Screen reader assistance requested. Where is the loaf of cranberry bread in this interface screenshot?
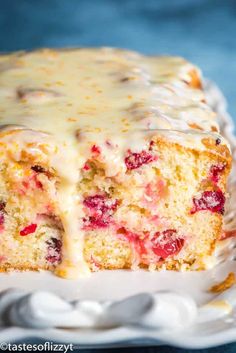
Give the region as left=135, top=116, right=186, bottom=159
left=0, top=48, right=231, bottom=278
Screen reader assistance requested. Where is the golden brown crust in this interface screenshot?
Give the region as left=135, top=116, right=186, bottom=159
left=209, top=273, right=236, bottom=293
left=0, top=264, right=51, bottom=272
left=152, top=135, right=232, bottom=172
left=188, top=69, right=202, bottom=89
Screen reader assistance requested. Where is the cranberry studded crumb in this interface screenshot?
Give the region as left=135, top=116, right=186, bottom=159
left=191, top=164, right=226, bottom=214
left=83, top=216, right=110, bottom=229
left=20, top=223, right=37, bottom=236
left=191, top=190, right=225, bottom=214
left=46, top=237, right=62, bottom=264
left=151, top=229, right=184, bottom=259
left=84, top=194, right=118, bottom=212
left=125, top=149, right=157, bottom=170
left=117, top=227, right=147, bottom=256
left=209, top=164, right=226, bottom=183
left=83, top=194, right=118, bottom=229
left=20, top=172, right=43, bottom=193
left=118, top=227, right=184, bottom=260
left=32, top=173, right=43, bottom=189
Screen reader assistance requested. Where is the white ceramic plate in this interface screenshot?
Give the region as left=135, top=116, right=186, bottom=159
left=0, top=81, right=236, bottom=350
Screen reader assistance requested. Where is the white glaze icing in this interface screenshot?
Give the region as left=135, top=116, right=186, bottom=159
left=0, top=48, right=229, bottom=278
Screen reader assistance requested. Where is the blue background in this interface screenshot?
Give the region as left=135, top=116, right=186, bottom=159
left=1, top=0, right=236, bottom=352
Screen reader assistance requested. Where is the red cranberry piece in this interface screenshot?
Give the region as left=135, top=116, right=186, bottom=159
left=0, top=202, right=6, bottom=232
left=117, top=227, right=146, bottom=255
left=0, top=213, right=4, bottom=226
left=209, top=164, right=225, bottom=183
left=91, top=145, right=101, bottom=154
left=0, top=212, right=4, bottom=226
left=21, top=173, right=43, bottom=191
left=46, top=237, right=62, bottom=263
left=149, top=140, right=155, bottom=150
left=125, top=149, right=157, bottom=170
left=33, top=175, right=43, bottom=189
left=83, top=162, right=90, bottom=171
left=83, top=216, right=110, bottom=229
left=84, top=195, right=118, bottom=213
left=0, top=213, right=4, bottom=232
left=90, top=255, right=101, bottom=269
left=20, top=223, right=37, bottom=236
left=151, top=229, right=184, bottom=259
left=0, top=202, right=6, bottom=211
left=117, top=227, right=139, bottom=242
left=83, top=195, right=118, bottom=229
left=31, top=165, right=45, bottom=173
left=191, top=190, right=225, bottom=214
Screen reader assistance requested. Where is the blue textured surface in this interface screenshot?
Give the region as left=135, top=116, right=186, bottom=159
left=1, top=0, right=236, bottom=352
